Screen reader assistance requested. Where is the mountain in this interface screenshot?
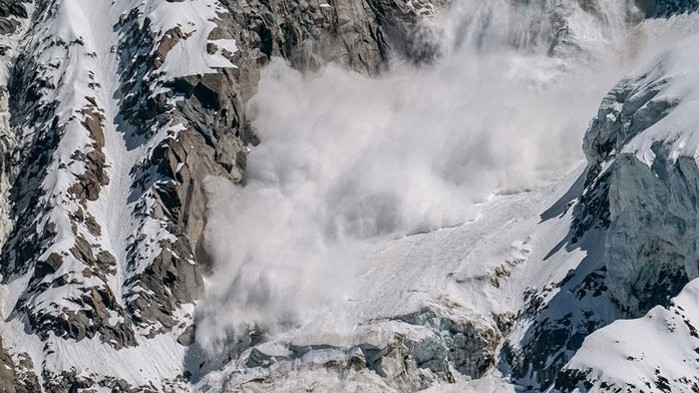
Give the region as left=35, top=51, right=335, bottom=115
left=0, top=0, right=698, bottom=392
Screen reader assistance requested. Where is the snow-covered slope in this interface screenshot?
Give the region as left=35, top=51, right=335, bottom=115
left=556, top=278, right=699, bottom=392
left=195, top=163, right=591, bottom=392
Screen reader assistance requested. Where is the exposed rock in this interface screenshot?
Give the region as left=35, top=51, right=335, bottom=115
left=1, top=0, right=696, bottom=391
left=636, top=0, right=698, bottom=17
left=13, top=353, right=40, bottom=393
left=205, top=298, right=502, bottom=392
left=0, top=337, right=16, bottom=393
left=0, top=0, right=28, bottom=36
left=582, top=45, right=699, bottom=315
left=395, top=302, right=501, bottom=379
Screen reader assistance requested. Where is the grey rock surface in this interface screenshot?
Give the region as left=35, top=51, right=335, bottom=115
left=201, top=300, right=502, bottom=392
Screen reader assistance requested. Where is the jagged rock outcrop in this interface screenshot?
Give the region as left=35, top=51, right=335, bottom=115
left=581, top=33, right=699, bottom=315
left=198, top=299, right=503, bottom=392
left=214, top=0, right=444, bottom=80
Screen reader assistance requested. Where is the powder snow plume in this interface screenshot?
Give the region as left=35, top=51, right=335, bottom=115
left=193, top=0, right=691, bottom=352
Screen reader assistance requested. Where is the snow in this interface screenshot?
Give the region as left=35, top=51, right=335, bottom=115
left=619, top=34, right=699, bottom=166
left=548, top=26, right=699, bottom=393
left=196, top=162, right=600, bottom=391
left=345, top=166, right=587, bottom=324
left=144, top=0, right=238, bottom=78
left=198, top=0, right=671, bottom=354
left=562, top=278, right=699, bottom=392
left=0, top=310, right=191, bottom=389
left=424, top=373, right=519, bottom=393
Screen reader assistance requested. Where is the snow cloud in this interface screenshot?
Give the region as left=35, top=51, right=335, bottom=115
left=194, top=0, right=697, bottom=353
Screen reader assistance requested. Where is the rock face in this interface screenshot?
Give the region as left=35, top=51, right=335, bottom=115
left=216, top=0, right=443, bottom=82
left=582, top=56, right=694, bottom=315
left=197, top=299, right=504, bottom=392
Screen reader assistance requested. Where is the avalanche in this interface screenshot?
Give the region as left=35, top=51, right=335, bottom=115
left=196, top=1, right=699, bottom=392
left=0, top=0, right=698, bottom=391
